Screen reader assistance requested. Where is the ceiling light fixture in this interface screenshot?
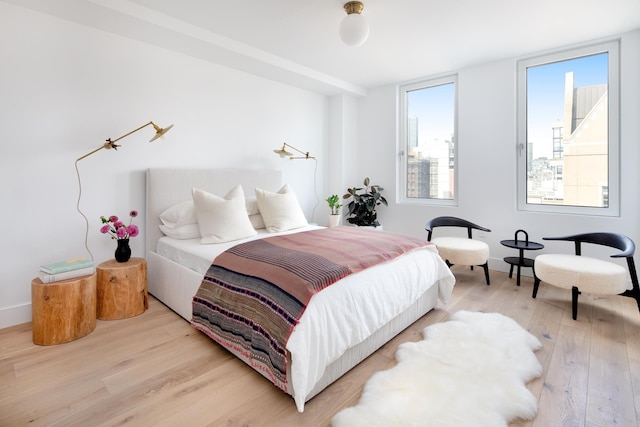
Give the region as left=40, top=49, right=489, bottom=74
left=339, top=1, right=369, bottom=47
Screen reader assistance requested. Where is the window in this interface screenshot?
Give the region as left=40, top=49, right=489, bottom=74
left=398, top=75, right=457, bottom=205
left=517, top=41, right=619, bottom=216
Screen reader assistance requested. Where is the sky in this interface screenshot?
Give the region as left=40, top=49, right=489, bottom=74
left=405, top=52, right=608, bottom=157
left=406, top=82, right=455, bottom=146
left=526, top=52, right=608, bottom=159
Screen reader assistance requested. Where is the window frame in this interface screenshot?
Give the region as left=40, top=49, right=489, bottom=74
left=516, top=40, right=620, bottom=217
left=397, top=74, right=458, bottom=207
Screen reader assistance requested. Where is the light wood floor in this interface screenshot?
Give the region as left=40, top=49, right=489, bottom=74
left=2, top=266, right=640, bottom=426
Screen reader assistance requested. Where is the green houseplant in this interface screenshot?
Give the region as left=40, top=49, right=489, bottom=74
left=343, top=177, right=387, bottom=227
left=326, top=194, right=342, bottom=227
left=326, top=194, right=342, bottom=215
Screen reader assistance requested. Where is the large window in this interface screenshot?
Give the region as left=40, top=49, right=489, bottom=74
left=398, top=75, right=457, bottom=205
left=517, top=41, right=619, bottom=216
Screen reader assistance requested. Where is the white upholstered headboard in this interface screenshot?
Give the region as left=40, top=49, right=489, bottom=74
left=145, top=168, right=282, bottom=257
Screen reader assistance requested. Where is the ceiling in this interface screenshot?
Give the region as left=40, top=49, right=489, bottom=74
left=7, top=0, right=640, bottom=96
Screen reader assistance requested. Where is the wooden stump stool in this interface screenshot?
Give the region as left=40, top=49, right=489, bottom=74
left=96, top=258, right=148, bottom=320
left=31, top=274, right=97, bottom=345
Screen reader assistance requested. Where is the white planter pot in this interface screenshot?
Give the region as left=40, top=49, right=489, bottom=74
left=355, top=224, right=383, bottom=231
left=328, top=214, right=341, bottom=227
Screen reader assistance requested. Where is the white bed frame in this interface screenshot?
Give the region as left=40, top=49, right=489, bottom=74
left=145, top=168, right=441, bottom=405
left=145, top=168, right=282, bottom=320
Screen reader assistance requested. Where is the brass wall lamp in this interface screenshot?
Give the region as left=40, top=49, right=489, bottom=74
left=273, top=142, right=316, bottom=160
left=76, top=121, right=173, bottom=161
left=75, top=120, right=173, bottom=259
left=272, top=142, right=318, bottom=223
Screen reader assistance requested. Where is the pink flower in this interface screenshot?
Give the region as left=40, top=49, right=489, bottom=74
left=127, top=225, right=139, bottom=237
left=100, top=210, right=140, bottom=240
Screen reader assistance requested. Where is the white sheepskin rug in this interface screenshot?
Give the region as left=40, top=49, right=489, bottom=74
left=332, top=310, right=543, bottom=427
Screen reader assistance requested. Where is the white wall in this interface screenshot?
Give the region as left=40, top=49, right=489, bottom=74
left=358, top=30, right=640, bottom=273
left=0, top=3, right=327, bottom=328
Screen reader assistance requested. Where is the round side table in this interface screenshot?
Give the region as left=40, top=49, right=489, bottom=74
left=31, top=274, right=97, bottom=345
left=500, top=230, right=544, bottom=287
left=96, top=257, right=148, bottom=320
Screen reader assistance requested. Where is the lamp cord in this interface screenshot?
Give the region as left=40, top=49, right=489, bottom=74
left=74, top=159, right=94, bottom=262
left=311, top=158, right=319, bottom=224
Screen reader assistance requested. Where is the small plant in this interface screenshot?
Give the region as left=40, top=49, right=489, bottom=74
left=326, top=194, right=342, bottom=215
left=343, top=177, right=387, bottom=227
left=100, top=210, right=140, bottom=240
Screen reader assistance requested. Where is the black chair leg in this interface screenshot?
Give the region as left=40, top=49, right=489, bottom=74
left=571, top=286, right=580, bottom=320
left=532, top=277, right=540, bottom=298
left=481, top=263, right=490, bottom=285
left=620, top=288, right=640, bottom=314
left=445, top=259, right=490, bottom=286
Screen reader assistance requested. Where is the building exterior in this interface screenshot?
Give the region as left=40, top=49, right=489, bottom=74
left=406, top=128, right=455, bottom=200
left=528, top=72, right=608, bottom=207
left=561, top=72, right=608, bottom=207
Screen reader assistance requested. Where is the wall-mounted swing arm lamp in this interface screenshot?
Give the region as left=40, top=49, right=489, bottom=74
left=76, top=121, right=173, bottom=161
left=75, top=120, right=173, bottom=260
left=273, top=142, right=316, bottom=160
left=273, top=142, right=319, bottom=223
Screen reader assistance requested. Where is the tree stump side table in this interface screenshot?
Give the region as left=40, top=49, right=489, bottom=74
left=31, top=274, right=97, bottom=345
left=96, top=257, right=148, bottom=320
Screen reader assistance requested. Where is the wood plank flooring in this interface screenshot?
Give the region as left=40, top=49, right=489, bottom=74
left=2, top=266, right=639, bottom=426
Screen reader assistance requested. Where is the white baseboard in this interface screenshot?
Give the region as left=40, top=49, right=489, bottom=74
left=0, top=259, right=528, bottom=331
left=0, top=302, right=31, bottom=330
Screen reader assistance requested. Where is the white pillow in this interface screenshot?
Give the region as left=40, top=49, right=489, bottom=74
left=159, top=200, right=197, bottom=228
left=159, top=223, right=201, bottom=240
left=249, top=213, right=266, bottom=230
left=159, top=198, right=259, bottom=228
left=255, top=184, right=308, bottom=232
left=192, top=185, right=257, bottom=244
left=245, top=197, right=260, bottom=215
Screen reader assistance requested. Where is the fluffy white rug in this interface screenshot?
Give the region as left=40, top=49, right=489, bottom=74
left=332, top=311, right=543, bottom=427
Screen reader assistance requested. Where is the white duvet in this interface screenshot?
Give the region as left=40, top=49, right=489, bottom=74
left=156, top=226, right=456, bottom=412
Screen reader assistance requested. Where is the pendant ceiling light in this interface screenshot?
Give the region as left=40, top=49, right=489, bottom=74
left=339, top=1, right=369, bottom=47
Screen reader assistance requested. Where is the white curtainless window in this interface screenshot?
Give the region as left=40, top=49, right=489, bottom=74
left=398, top=75, right=458, bottom=206
left=516, top=40, right=620, bottom=216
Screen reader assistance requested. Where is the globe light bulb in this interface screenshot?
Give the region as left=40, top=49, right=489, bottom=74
left=340, top=13, right=369, bottom=46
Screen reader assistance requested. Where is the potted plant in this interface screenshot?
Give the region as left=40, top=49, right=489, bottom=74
left=99, top=210, right=139, bottom=262
left=343, top=177, right=387, bottom=227
left=326, top=194, right=342, bottom=227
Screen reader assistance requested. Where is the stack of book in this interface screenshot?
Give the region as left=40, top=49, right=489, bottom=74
left=39, top=258, right=95, bottom=283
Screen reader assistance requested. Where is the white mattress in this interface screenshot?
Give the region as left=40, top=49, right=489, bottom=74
left=155, top=226, right=455, bottom=411
left=155, top=225, right=324, bottom=274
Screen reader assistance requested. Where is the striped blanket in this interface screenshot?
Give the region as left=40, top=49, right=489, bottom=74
left=191, top=226, right=429, bottom=392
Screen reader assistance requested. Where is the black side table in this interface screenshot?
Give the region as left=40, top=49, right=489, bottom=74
left=500, top=229, right=544, bottom=287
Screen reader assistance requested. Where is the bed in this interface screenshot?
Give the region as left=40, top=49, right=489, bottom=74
left=145, top=168, right=456, bottom=412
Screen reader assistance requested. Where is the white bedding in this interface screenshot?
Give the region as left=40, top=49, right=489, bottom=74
left=156, top=227, right=455, bottom=411
left=156, top=225, right=323, bottom=274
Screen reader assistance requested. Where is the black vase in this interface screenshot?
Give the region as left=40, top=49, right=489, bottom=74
left=114, top=238, right=131, bottom=263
